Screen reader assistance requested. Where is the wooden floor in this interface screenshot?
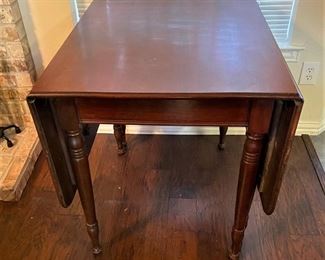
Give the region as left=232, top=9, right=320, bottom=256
left=303, top=135, right=325, bottom=194
left=311, top=132, right=325, bottom=171
left=0, top=135, right=324, bottom=260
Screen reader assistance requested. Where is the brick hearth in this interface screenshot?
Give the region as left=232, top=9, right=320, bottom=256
left=0, top=0, right=41, bottom=201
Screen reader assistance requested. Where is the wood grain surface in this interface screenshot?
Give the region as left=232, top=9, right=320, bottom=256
left=302, top=135, right=325, bottom=195
left=0, top=135, right=323, bottom=259
left=76, top=98, right=250, bottom=126
left=31, top=0, right=299, bottom=99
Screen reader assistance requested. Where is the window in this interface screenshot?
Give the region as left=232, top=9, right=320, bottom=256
left=257, top=0, right=297, bottom=46
left=257, top=0, right=304, bottom=62
left=73, top=0, right=93, bottom=21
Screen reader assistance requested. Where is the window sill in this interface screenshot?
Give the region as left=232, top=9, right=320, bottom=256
left=280, top=45, right=305, bottom=63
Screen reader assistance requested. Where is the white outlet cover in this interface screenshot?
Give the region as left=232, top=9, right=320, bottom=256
left=299, top=62, right=320, bottom=85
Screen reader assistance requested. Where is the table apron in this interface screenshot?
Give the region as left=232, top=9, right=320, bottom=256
left=75, top=98, right=250, bottom=126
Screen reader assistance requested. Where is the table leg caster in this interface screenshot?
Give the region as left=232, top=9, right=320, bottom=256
left=228, top=250, right=240, bottom=260
left=86, top=222, right=102, bottom=255
left=218, top=143, right=225, bottom=150
left=92, top=246, right=102, bottom=255
left=117, top=142, right=128, bottom=155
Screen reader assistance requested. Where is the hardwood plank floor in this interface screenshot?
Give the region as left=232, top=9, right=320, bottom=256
left=0, top=135, right=324, bottom=260
left=302, top=135, right=325, bottom=194
left=310, top=133, right=325, bottom=193
left=311, top=132, right=325, bottom=170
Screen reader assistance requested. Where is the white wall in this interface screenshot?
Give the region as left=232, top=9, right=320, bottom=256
left=18, top=0, right=75, bottom=75
left=288, top=0, right=324, bottom=134
left=323, top=1, right=325, bottom=129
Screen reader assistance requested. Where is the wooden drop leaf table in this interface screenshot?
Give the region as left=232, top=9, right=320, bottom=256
left=28, top=0, right=303, bottom=259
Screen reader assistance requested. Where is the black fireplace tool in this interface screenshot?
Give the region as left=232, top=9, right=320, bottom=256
left=0, top=125, right=21, bottom=148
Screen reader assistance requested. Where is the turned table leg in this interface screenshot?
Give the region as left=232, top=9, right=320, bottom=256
left=218, top=126, right=228, bottom=150
left=113, top=124, right=127, bottom=155
left=229, top=101, right=273, bottom=259
left=67, top=129, right=101, bottom=254
left=56, top=99, right=102, bottom=254
left=229, top=132, right=264, bottom=259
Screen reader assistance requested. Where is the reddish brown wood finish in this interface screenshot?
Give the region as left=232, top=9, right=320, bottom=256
left=259, top=100, right=303, bottom=214
left=27, top=0, right=303, bottom=258
left=53, top=99, right=101, bottom=254
left=113, top=124, right=128, bottom=155
left=76, top=98, right=249, bottom=126
left=229, top=100, right=274, bottom=259
left=31, top=0, right=299, bottom=99
left=28, top=97, right=76, bottom=207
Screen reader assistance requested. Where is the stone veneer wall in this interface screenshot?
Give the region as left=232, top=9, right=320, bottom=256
left=0, top=0, right=41, bottom=201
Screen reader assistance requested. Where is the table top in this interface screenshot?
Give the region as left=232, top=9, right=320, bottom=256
left=31, top=0, right=300, bottom=99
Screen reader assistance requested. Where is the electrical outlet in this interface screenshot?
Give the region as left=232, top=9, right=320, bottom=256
left=299, top=62, right=320, bottom=85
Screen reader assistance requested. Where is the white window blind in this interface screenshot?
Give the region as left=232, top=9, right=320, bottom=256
left=75, top=0, right=93, bottom=20
left=257, top=0, right=296, bottom=44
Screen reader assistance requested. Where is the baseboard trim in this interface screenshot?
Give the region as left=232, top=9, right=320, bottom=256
left=98, top=125, right=246, bottom=135
left=301, top=135, right=325, bottom=194
left=97, top=121, right=324, bottom=136
left=319, top=120, right=325, bottom=134
left=296, top=121, right=325, bottom=136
